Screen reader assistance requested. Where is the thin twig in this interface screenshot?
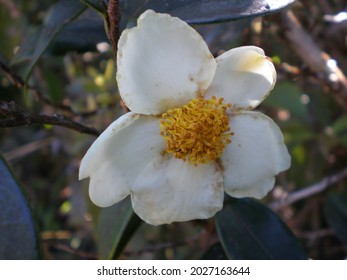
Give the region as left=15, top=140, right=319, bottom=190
left=45, top=241, right=97, bottom=259
left=269, top=167, right=347, bottom=210
left=0, top=101, right=100, bottom=136
left=3, top=137, right=54, bottom=162
left=0, top=60, right=96, bottom=117
left=295, top=228, right=333, bottom=241
left=107, top=0, right=120, bottom=59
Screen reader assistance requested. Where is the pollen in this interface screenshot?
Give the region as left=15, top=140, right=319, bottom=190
left=160, top=96, right=233, bottom=165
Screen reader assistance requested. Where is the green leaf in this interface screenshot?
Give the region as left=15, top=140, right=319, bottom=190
left=332, top=115, right=347, bottom=135
left=324, top=192, right=347, bottom=245
left=50, top=9, right=109, bottom=55
left=0, top=4, right=22, bottom=60
left=216, top=198, right=307, bottom=259
left=263, top=81, right=310, bottom=122
left=331, top=115, right=347, bottom=148
left=96, top=197, right=141, bottom=259
left=119, top=0, right=296, bottom=27
left=11, top=0, right=86, bottom=81
left=281, top=121, right=314, bottom=144
left=80, top=0, right=107, bottom=16
left=0, top=155, right=40, bottom=259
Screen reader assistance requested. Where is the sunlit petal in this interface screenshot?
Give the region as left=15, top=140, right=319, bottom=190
left=79, top=113, right=165, bottom=207
left=131, top=155, right=224, bottom=225
left=117, top=10, right=216, bottom=115
left=221, top=111, right=290, bottom=199
left=205, top=46, right=276, bottom=109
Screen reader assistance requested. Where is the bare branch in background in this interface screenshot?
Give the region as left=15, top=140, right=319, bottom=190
left=0, top=101, right=100, bottom=136
left=3, top=137, right=54, bottom=162
left=275, top=10, right=347, bottom=111
left=269, top=167, right=347, bottom=210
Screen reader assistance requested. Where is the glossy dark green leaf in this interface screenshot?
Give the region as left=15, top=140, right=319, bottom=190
left=96, top=197, right=141, bottom=259
left=11, top=0, right=86, bottom=80
left=10, top=0, right=296, bottom=62
left=80, top=0, right=107, bottom=16
left=324, top=192, right=347, bottom=245
left=119, top=0, right=296, bottom=28
left=216, top=198, right=307, bottom=259
left=50, top=9, right=108, bottom=54
left=0, top=155, right=40, bottom=259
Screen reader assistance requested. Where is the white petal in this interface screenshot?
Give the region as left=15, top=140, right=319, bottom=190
left=79, top=112, right=166, bottom=207
left=221, top=111, right=290, bottom=199
left=131, top=155, right=224, bottom=225
left=204, top=46, right=276, bottom=109
left=117, top=10, right=216, bottom=115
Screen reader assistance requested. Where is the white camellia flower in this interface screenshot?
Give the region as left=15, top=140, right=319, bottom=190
left=79, top=10, right=291, bottom=225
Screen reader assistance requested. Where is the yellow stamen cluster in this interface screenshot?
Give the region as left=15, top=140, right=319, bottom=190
left=160, top=96, right=233, bottom=165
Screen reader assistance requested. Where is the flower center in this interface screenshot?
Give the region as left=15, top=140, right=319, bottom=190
left=160, top=96, right=233, bottom=165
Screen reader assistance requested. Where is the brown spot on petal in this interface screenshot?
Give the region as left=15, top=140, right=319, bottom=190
left=215, top=158, right=224, bottom=172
